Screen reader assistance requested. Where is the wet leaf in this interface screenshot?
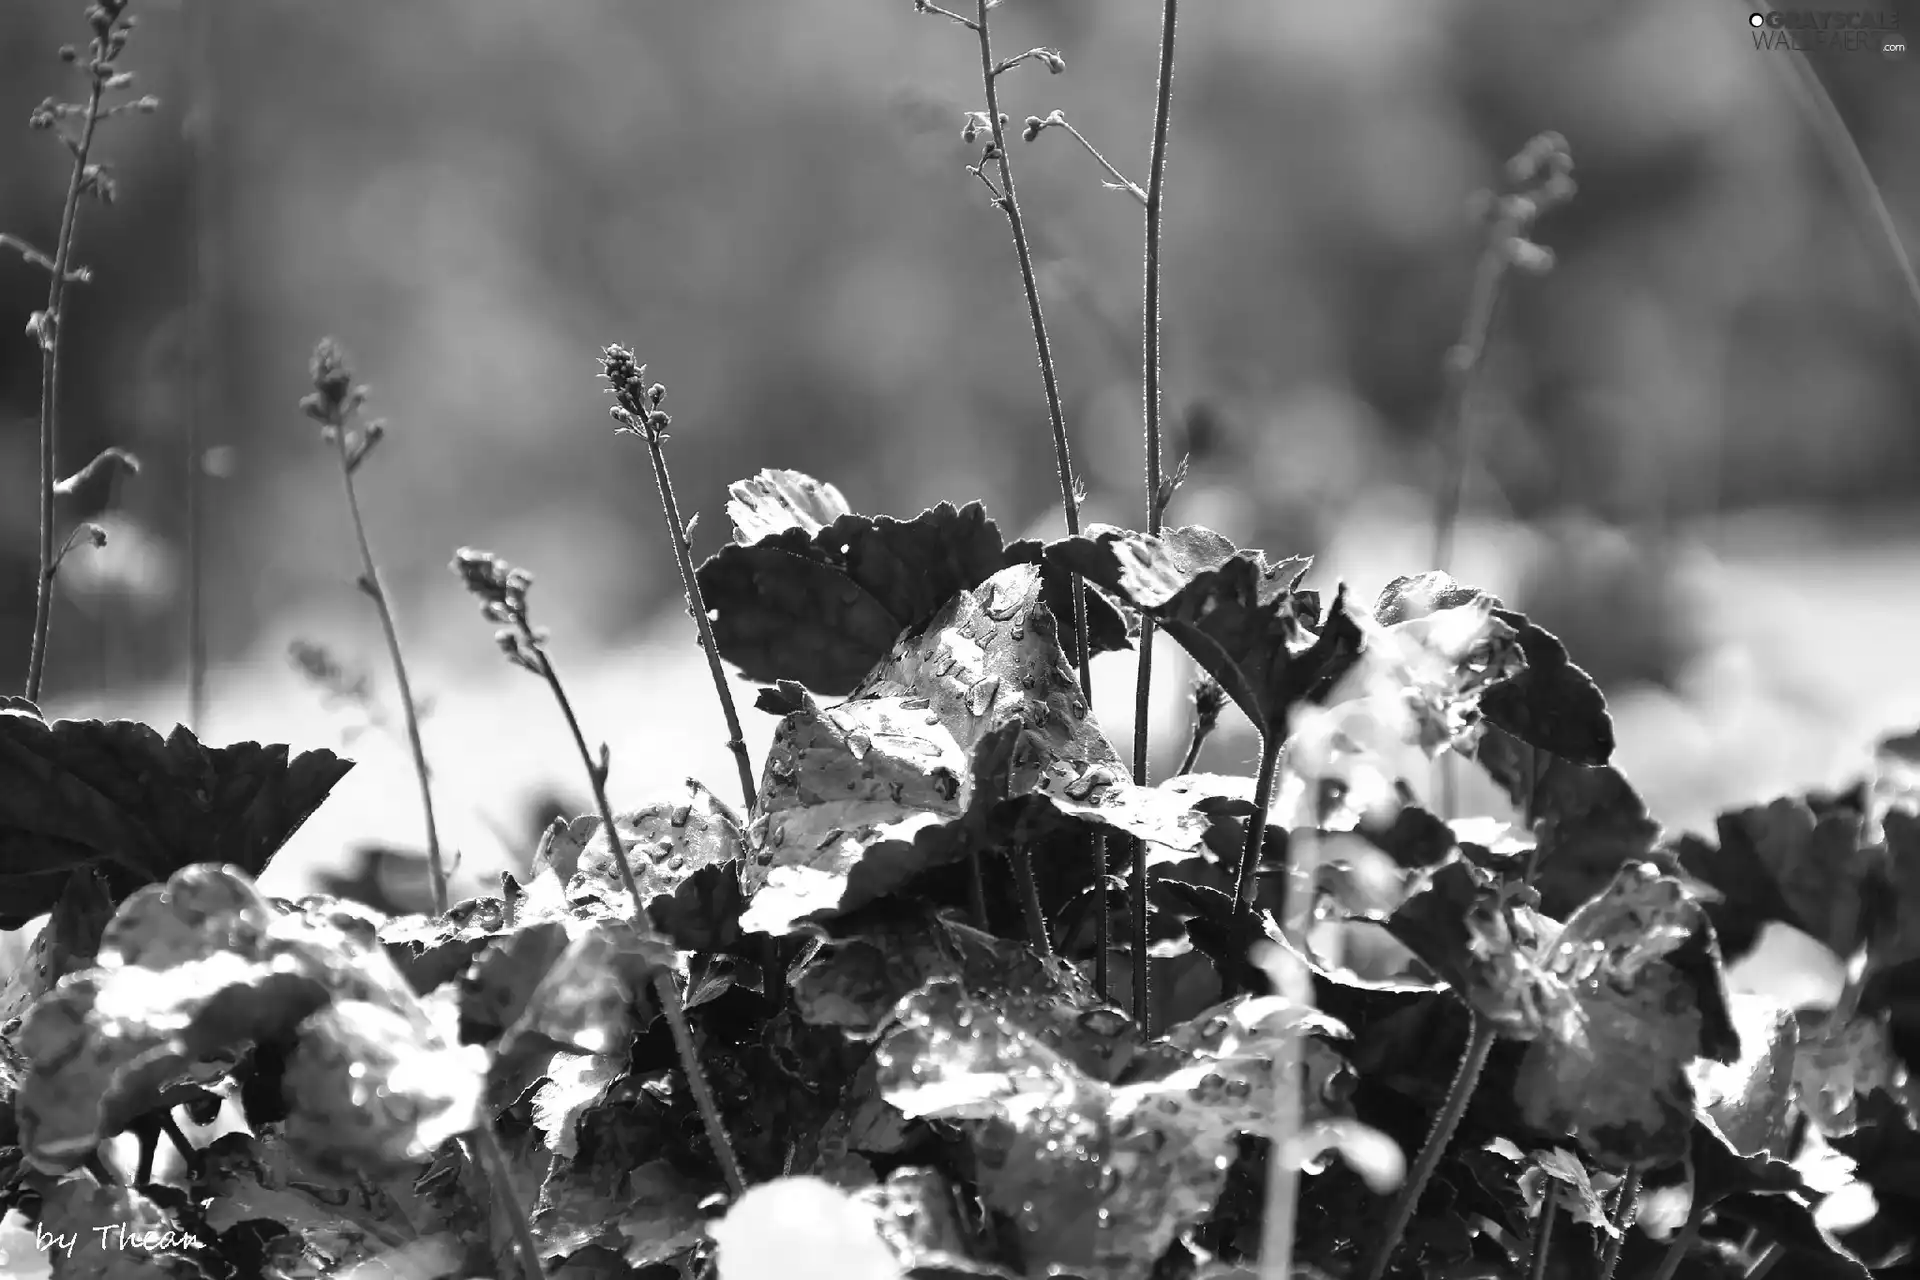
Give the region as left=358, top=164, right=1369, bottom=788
left=545, top=781, right=752, bottom=950
left=855, top=1167, right=1018, bottom=1277
left=198, top=1128, right=483, bottom=1276
left=698, top=482, right=1127, bottom=694
left=1502, top=1146, right=1619, bottom=1236
left=739, top=565, right=1211, bottom=935
left=1044, top=525, right=1355, bottom=731
left=1694, top=993, right=1799, bottom=1159
left=792, top=910, right=1118, bottom=1067
left=0, top=706, right=352, bottom=929
left=535, top=1153, right=711, bottom=1268
left=874, top=978, right=1349, bottom=1280
left=1512, top=864, right=1742, bottom=1170
left=11, top=865, right=482, bottom=1174
left=1374, top=572, right=1614, bottom=765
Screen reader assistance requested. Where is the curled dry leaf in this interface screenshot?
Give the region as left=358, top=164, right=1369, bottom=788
left=740, top=564, right=1211, bottom=935
left=0, top=704, right=352, bottom=929
left=12, top=864, right=484, bottom=1176
left=698, top=474, right=1127, bottom=694
left=873, top=977, right=1350, bottom=1280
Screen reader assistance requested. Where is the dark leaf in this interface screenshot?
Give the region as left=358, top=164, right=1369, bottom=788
left=698, top=481, right=1127, bottom=694
left=0, top=866, right=116, bottom=1026
left=1044, top=525, right=1343, bottom=730
left=1474, top=726, right=1663, bottom=918
left=1690, top=1117, right=1870, bottom=1278
left=0, top=705, right=352, bottom=929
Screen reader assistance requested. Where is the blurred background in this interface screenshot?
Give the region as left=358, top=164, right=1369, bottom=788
left=2, top=0, right=1919, bottom=921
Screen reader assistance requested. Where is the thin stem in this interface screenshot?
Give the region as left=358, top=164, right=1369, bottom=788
left=1129, top=0, right=1179, bottom=1034
left=333, top=427, right=447, bottom=916
left=186, top=0, right=216, bottom=733
left=1226, top=728, right=1285, bottom=962
left=133, top=1118, right=159, bottom=1187
left=470, top=1122, right=543, bottom=1280
left=1528, top=1188, right=1558, bottom=1280
left=1598, top=1169, right=1641, bottom=1280
left=1358, top=1013, right=1498, bottom=1280
left=1429, top=208, right=1523, bottom=576
left=532, top=642, right=747, bottom=1199
left=25, top=60, right=110, bottom=703
left=1012, top=846, right=1052, bottom=957
left=84, top=1151, right=118, bottom=1187
left=1746, top=1242, right=1783, bottom=1280
left=970, top=0, right=1101, bottom=1008
left=160, top=1113, right=199, bottom=1178
left=1094, top=835, right=1110, bottom=999
left=1257, top=935, right=1312, bottom=1280
left=967, top=847, right=991, bottom=932
left=639, top=428, right=756, bottom=816
left=1045, top=117, right=1147, bottom=204
left=1652, top=1208, right=1704, bottom=1280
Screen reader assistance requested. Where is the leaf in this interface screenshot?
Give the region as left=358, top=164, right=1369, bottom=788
left=1374, top=571, right=1614, bottom=764
left=1512, top=864, right=1742, bottom=1170
left=708, top=1175, right=905, bottom=1280
left=12, top=865, right=484, bottom=1175
left=0, top=706, right=352, bottom=929
left=1510, top=1147, right=1620, bottom=1236
left=1668, top=795, right=1872, bottom=963
left=1690, top=1117, right=1871, bottom=1279
left=739, top=565, right=1211, bottom=935
left=198, top=1128, right=483, bottom=1277
left=854, top=1167, right=1020, bottom=1278
left=794, top=909, right=1132, bottom=1073
left=727, top=469, right=854, bottom=543
left=874, top=977, right=1350, bottom=1280
left=697, top=481, right=1127, bottom=694
left=1473, top=726, right=1663, bottom=919
left=1790, top=1007, right=1906, bottom=1139
left=0, top=867, right=116, bottom=1027
left=1694, top=993, right=1799, bottom=1159
left=1044, top=525, right=1356, bottom=731
left=543, top=781, right=752, bottom=951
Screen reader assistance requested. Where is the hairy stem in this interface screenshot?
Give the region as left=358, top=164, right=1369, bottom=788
left=972, top=0, right=1102, bottom=1004
left=25, top=65, right=109, bottom=703
left=1528, top=1188, right=1558, bottom=1280
left=1126, top=0, right=1180, bottom=1037
left=1358, top=1013, right=1498, bottom=1280
left=470, top=1121, right=543, bottom=1280
left=533, top=642, right=746, bottom=1198
left=1013, top=846, right=1053, bottom=957
left=1598, top=1169, right=1641, bottom=1280
left=639, top=428, right=756, bottom=815
left=333, top=428, right=447, bottom=915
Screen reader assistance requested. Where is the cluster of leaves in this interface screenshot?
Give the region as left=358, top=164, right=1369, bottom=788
left=6, top=476, right=1920, bottom=1280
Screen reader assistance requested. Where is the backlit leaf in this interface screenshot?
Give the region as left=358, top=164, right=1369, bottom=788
left=739, top=565, right=1211, bottom=934
left=698, top=481, right=1127, bottom=694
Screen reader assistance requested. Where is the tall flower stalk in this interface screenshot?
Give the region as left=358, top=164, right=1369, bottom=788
left=452, top=548, right=747, bottom=1197
left=601, top=345, right=757, bottom=817
left=300, top=339, right=448, bottom=915
left=15, top=0, right=155, bottom=702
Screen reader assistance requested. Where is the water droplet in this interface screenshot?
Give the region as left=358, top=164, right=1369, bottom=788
left=847, top=731, right=872, bottom=760
left=967, top=678, right=1000, bottom=717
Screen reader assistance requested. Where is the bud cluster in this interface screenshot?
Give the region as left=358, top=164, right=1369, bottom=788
left=1493, top=132, right=1575, bottom=277
left=298, top=338, right=387, bottom=470
left=451, top=548, right=547, bottom=674
left=600, top=344, right=671, bottom=439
